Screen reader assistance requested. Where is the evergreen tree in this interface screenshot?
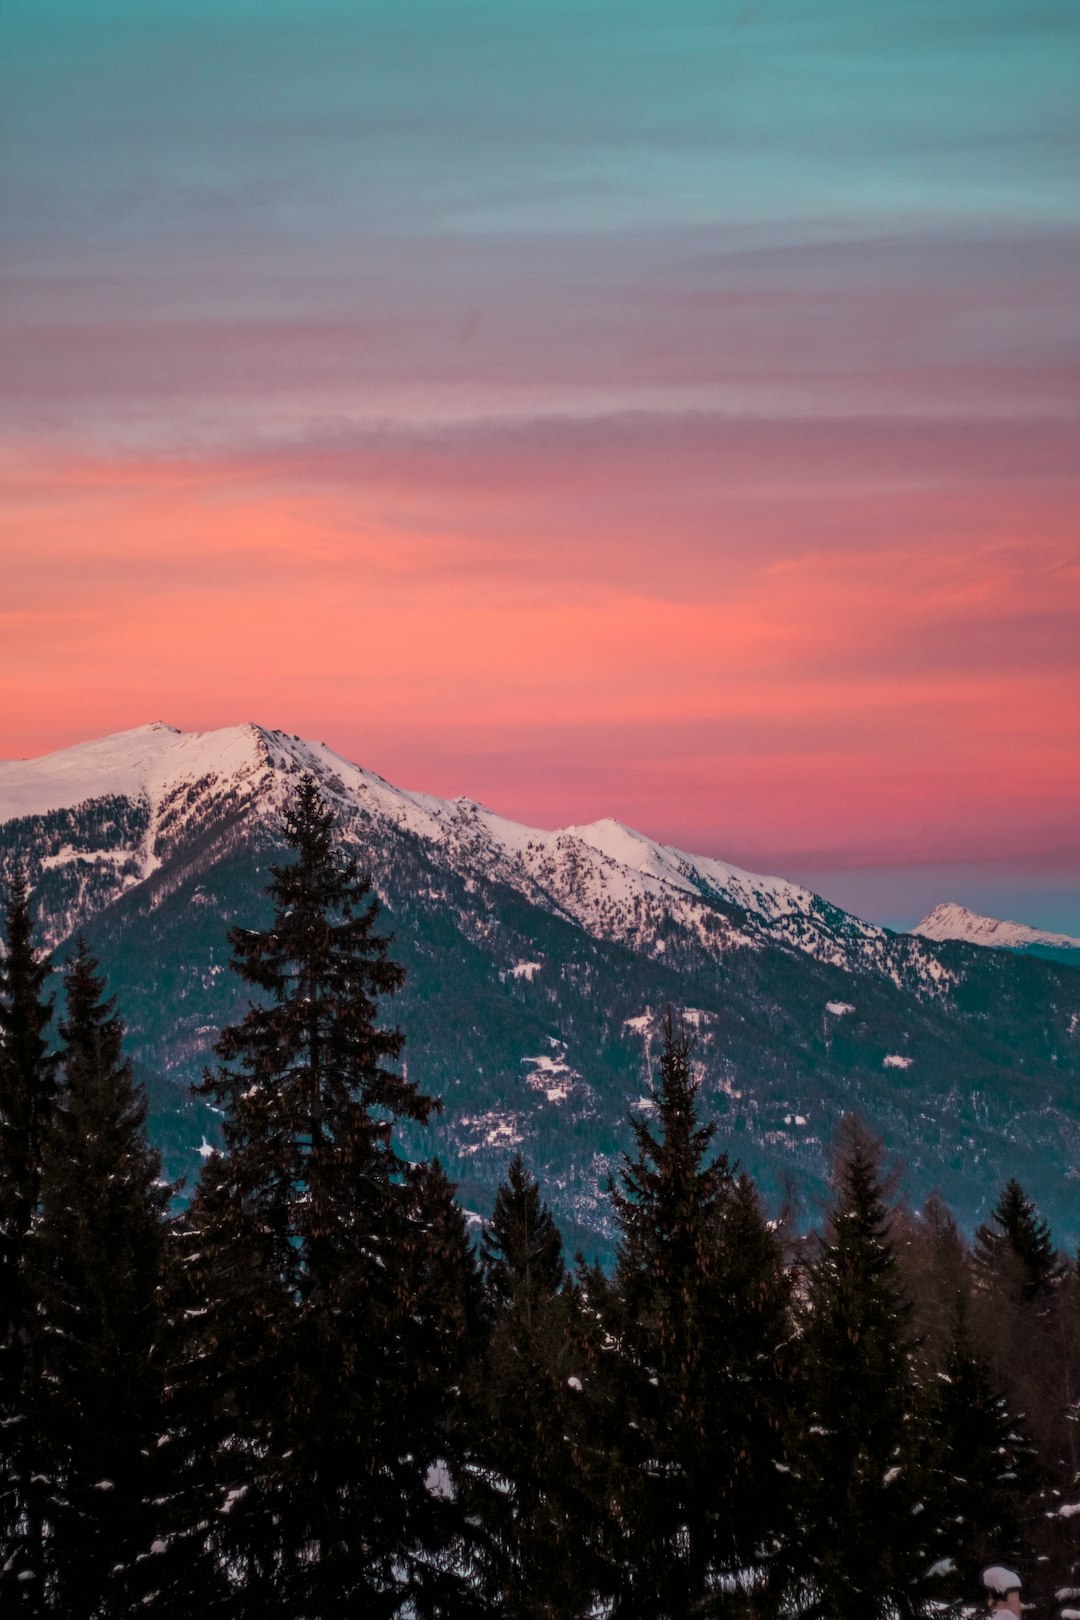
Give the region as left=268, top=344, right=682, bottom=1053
left=25, top=940, right=170, bottom=1617
left=473, top=1154, right=600, bottom=1618
left=481, top=1152, right=566, bottom=1316
left=392, top=1159, right=487, bottom=1617
left=161, top=774, right=466, bottom=1616
left=0, top=871, right=58, bottom=1606
left=922, top=1308, right=1037, bottom=1604
left=604, top=1014, right=736, bottom=1618
left=974, top=1178, right=1063, bottom=1304
left=709, top=1172, right=798, bottom=1614
left=795, top=1117, right=931, bottom=1620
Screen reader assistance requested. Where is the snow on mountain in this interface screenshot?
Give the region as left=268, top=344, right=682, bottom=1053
left=0, top=722, right=948, bottom=991
left=6, top=725, right=1080, bottom=1252
left=914, top=902, right=1080, bottom=954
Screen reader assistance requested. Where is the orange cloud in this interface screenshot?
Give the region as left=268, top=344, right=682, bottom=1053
left=2, top=421, right=1078, bottom=872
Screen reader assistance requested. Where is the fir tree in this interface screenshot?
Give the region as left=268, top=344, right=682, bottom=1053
left=604, top=1013, right=736, bottom=1618
left=391, top=1159, right=488, bottom=1618
left=25, top=940, right=170, bottom=1617
left=0, top=871, right=58, bottom=1606
left=481, top=1152, right=566, bottom=1317
left=709, top=1172, right=798, bottom=1614
left=795, top=1117, right=931, bottom=1620
left=974, top=1179, right=1063, bottom=1304
left=162, top=774, right=466, bottom=1616
left=922, top=1308, right=1037, bottom=1604
left=473, top=1154, right=599, bottom=1618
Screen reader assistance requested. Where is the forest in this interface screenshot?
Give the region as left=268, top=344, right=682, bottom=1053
left=2, top=776, right=1078, bottom=1618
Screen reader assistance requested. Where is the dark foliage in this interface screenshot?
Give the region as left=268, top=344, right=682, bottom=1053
left=0, top=871, right=58, bottom=1606
left=26, top=941, right=170, bottom=1616
left=5, top=826, right=1080, bottom=1615
left=156, top=776, right=478, bottom=1617
left=472, top=1152, right=603, bottom=1616
left=603, top=1014, right=801, bottom=1617
left=794, top=1118, right=931, bottom=1620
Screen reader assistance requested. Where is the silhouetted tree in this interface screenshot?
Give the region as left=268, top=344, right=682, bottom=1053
left=473, top=1153, right=600, bottom=1617
left=27, top=940, right=169, bottom=1616
left=794, top=1117, right=931, bottom=1620
left=158, top=775, right=472, bottom=1617
left=0, top=871, right=58, bottom=1606
left=605, top=1013, right=736, bottom=1618
left=975, top=1179, right=1063, bottom=1305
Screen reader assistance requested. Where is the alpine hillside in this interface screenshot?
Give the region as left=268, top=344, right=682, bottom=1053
left=2, top=723, right=1078, bottom=1251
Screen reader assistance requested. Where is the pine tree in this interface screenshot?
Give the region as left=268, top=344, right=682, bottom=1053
left=160, top=774, right=466, bottom=1616
left=391, top=1159, right=488, bottom=1618
left=25, top=940, right=170, bottom=1617
left=974, top=1179, right=1063, bottom=1304
left=795, top=1117, right=931, bottom=1620
left=473, top=1154, right=600, bottom=1618
left=709, top=1172, right=798, bottom=1614
left=0, top=871, right=58, bottom=1606
left=604, top=1013, right=736, bottom=1618
left=481, top=1152, right=566, bottom=1317
left=972, top=1184, right=1077, bottom=1605
left=922, top=1307, right=1037, bottom=1604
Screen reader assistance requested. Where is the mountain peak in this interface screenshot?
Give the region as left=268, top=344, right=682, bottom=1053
left=913, top=902, right=1080, bottom=952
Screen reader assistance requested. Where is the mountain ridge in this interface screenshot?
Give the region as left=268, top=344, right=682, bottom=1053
left=3, top=723, right=1079, bottom=1253
left=0, top=721, right=937, bottom=987
left=914, top=900, right=1080, bottom=955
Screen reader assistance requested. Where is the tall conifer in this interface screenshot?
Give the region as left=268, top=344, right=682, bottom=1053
left=474, top=1154, right=599, bottom=1617
left=922, top=1311, right=1036, bottom=1602
left=26, top=940, right=169, bottom=1616
left=166, top=775, right=467, bottom=1616
left=795, top=1118, right=930, bottom=1619
left=974, top=1179, right=1063, bottom=1304
left=0, top=871, right=58, bottom=1606
left=605, top=1014, right=735, bottom=1618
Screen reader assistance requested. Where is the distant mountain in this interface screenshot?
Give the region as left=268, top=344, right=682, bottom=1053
left=3, top=723, right=1079, bottom=1253
left=915, top=902, right=1080, bottom=968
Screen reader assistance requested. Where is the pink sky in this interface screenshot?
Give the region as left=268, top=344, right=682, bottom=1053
left=4, top=411, right=1078, bottom=899
left=3, top=4, right=1079, bottom=928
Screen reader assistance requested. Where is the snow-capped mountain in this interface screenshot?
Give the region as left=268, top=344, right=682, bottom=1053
left=915, top=902, right=1080, bottom=958
left=3, top=723, right=1079, bottom=1252
left=0, top=721, right=940, bottom=985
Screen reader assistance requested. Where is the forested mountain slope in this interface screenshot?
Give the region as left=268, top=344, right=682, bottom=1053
left=3, top=723, right=1078, bottom=1249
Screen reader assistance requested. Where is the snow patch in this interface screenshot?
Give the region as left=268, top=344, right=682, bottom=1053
left=458, top=1112, right=523, bottom=1155
left=825, top=1001, right=855, bottom=1016
left=521, top=1047, right=576, bottom=1104
left=424, top=1461, right=455, bottom=1502
left=884, top=1054, right=913, bottom=1070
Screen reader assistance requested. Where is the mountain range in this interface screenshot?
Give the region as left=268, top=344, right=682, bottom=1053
left=2, top=722, right=1078, bottom=1254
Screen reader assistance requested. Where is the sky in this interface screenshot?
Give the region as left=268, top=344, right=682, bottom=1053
left=2, top=0, right=1079, bottom=931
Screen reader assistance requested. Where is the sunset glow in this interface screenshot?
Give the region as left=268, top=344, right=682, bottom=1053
left=3, top=0, right=1078, bottom=928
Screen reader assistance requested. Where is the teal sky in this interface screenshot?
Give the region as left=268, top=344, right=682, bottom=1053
left=6, top=0, right=1078, bottom=248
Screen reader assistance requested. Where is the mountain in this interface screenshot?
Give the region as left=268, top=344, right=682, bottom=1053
left=2, top=723, right=1079, bottom=1253
left=915, top=902, right=1080, bottom=967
